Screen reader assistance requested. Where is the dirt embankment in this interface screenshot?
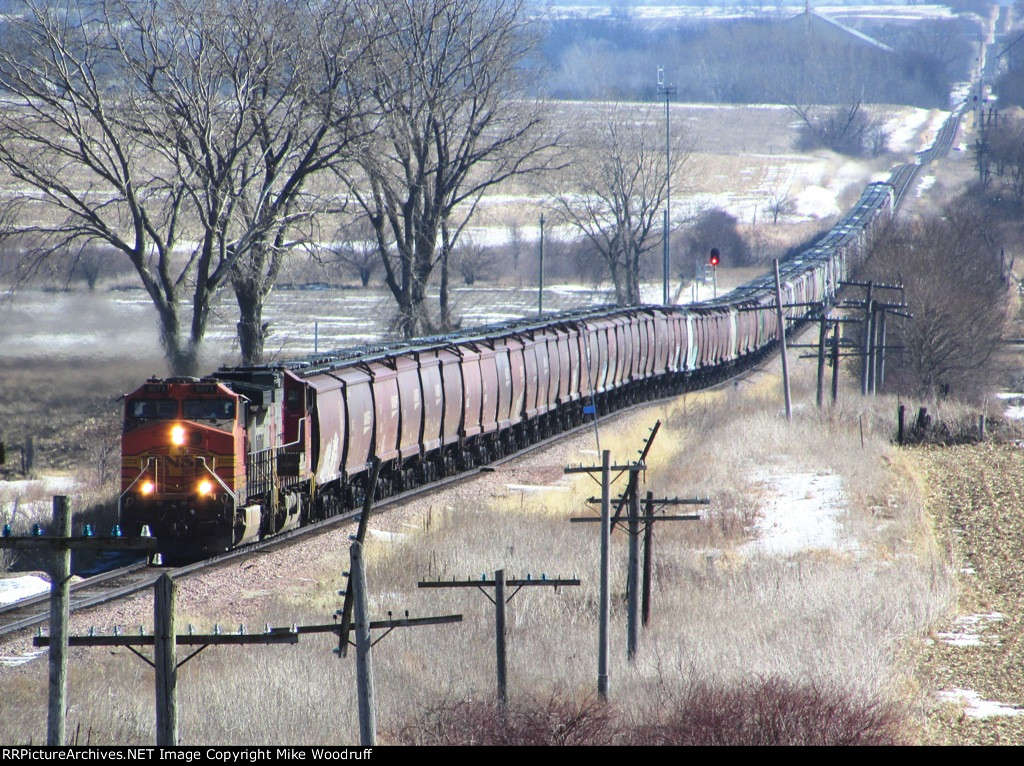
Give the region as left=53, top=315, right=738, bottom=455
left=911, top=443, right=1024, bottom=744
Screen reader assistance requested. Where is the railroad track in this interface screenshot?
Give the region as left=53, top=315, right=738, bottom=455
left=889, top=98, right=968, bottom=211
left=0, top=560, right=154, bottom=639
left=0, top=353, right=767, bottom=643
left=0, top=56, right=987, bottom=644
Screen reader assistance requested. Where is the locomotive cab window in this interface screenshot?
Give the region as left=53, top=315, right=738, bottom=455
left=183, top=398, right=236, bottom=422
left=126, top=399, right=178, bottom=420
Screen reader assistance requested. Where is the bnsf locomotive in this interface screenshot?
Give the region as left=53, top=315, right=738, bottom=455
left=120, top=182, right=894, bottom=559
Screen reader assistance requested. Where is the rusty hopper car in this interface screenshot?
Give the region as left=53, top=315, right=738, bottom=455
left=119, top=182, right=893, bottom=559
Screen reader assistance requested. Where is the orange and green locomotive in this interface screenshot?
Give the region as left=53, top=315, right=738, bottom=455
left=119, top=372, right=313, bottom=559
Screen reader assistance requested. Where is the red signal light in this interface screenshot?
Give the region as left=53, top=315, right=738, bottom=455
left=709, top=248, right=720, bottom=267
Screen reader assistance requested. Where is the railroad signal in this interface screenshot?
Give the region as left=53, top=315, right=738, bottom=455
left=709, top=248, right=720, bottom=298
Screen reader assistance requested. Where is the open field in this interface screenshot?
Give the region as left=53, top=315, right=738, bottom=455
left=0, top=82, right=1008, bottom=743
left=910, top=444, right=1024, bottom=744
left=0, top=341, right=968, bottom=744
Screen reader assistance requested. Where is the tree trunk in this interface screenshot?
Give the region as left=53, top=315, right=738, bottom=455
left=236, top=303, right=266, bottom=368
left=153, top=302, right=202, bottom=377
left=439, top=245, right=451, bottom=329
left=161, top=331, right=202, bottom=378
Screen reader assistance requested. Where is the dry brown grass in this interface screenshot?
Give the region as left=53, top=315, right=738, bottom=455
left=0, top=95, right=958, bottom=743
left=0, top=339, right=958, bottom=745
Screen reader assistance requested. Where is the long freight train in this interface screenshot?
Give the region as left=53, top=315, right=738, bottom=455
left=119, top=181, right=894, bottom=559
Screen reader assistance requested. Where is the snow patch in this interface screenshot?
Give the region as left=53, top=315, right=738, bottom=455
left=884, top=108, right=932, bottom=153
left=0, top=649, right=47, bottom=668
left=1, top=476, right=82, bottom=526
left=938, top=689, right=1024, bottom=719
left=367, top=529, right=406, bottom=544
left=0, top=574, right=50, bottom=606
left=740, top=471, right=854, bottom=556
left=997, top=392, right=1024, bottom=420
left=505, top=484, right=569, bottom=493
left=937, top=613, right=1004, bottom=648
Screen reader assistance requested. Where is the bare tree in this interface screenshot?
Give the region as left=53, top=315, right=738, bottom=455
left=765, top=185, right=795, bottom=225
left=340, top=0, right=558, bottom=338
left=683, top=208, right=751, bottom=271
left=553, top=105, right=690, bottom=305
left=862, top=207, right=1011, bottom=400
left=452, top=235, right=497, bottom=286
left=0, top=0, right=363, bottom=374
left=330, top=216, right=380, bottom=287
left=790, top=101, right=888, bottom=156
left=988, top=115, right=1024, bottom=205
left=505, top=217, right=524, bottom=273
left=223, top=0, right=372, bottom=366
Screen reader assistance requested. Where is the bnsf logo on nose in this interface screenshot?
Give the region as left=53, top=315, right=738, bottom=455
left=161, top=456, right=202, bottom=469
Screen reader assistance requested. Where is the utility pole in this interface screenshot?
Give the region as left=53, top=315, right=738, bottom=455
left=773, top=259, right=792, bottom=421
left=2, top=496, right=156, bottom=745
left=539, top=213, right=545, bottom=317
left=47, top=496, right=70, bottom=748
left=658, top=66, right=676, bottom=306
left=568, top=423, right=704, bottom=664
left=34, top=574, right=299, bottom=747
left=329, top=459, right=462, bottom=743
left=574, top=493, right=705, bottom=655
left=154, top=575, right=176, bottom=745
left=418, top=570, right=579, bottom=706
left=837, top=281, right=908, bottom=397
left=350, top=541, right=375, bottom=745
left=861, top=282, right=874, bottom=395
left=831, top=320, right=841, bottom=403
left=816, top=307, right=828, bottom=408
left=565, top=450, right=614, bottom=699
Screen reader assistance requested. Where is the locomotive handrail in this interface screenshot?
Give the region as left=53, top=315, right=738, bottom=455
left=194, top=456, right=237, bottom=504
left=120, top=456, right=158, bottom=501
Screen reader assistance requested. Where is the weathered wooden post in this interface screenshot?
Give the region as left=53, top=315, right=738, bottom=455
left=773, top=259, right=792, bottom=421
left=816, top=309, right=828, bottom=408
left=598, top=450, right=610, bottom=699
left=417, top=572, right=575, bottom=705
left=47, top=496, right=71, bottom=747
left=861, top=282, right=874, bottom=396
left=627, top=491, right=640, bottom=662
left=898, top=404, right=906, bottom=446
left=351, top=541, right=376, bottom=746
left=154, top=574, right=177, bottom=746
left=875, top=307, right=888, bottom=393
left=495, top=569, right=508, bottom=707
left=5, top=502, right=157, bottom=745
left=642, top=492, right=654, bottom=627
left=22, top=436, right=34, bottom=475
left=831, top=321, right=841, bottom=403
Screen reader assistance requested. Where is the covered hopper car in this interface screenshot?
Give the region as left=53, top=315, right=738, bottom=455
left=119, top=182, right=894, bottom=559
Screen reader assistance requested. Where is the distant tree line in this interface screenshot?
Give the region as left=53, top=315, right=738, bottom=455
left=541, top=13, right=976, bottom=109
left=0, top=0, right=984, bottom=377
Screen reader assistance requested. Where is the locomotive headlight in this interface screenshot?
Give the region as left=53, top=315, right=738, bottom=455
left=171, top=424, right=186, bottom=446
left=140, top=480, right=155, bottom=495
left=197, top=479, right=214, bottom=497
